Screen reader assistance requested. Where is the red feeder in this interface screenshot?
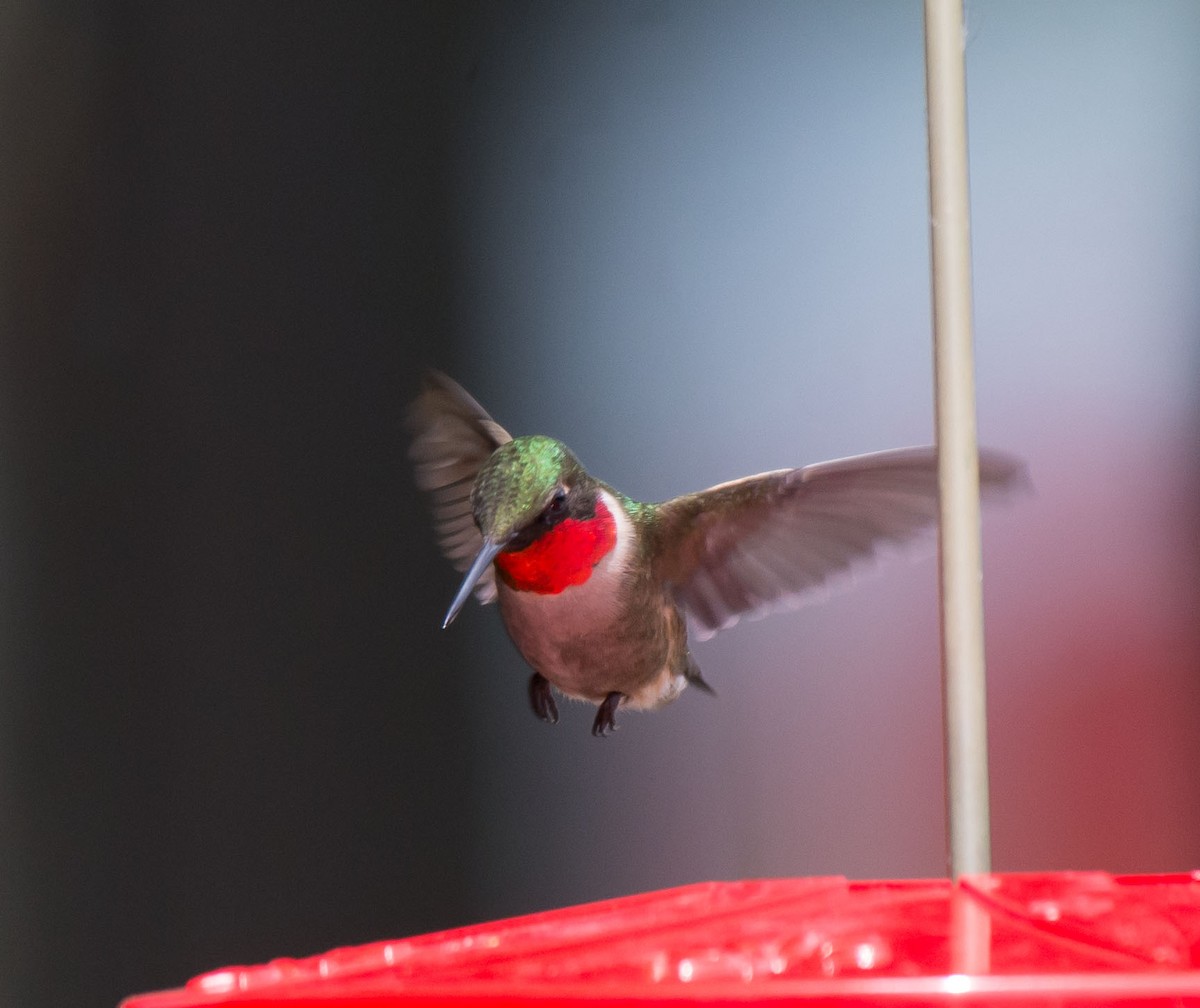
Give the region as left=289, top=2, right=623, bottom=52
left=122, top=872, right=1200, bottom=1007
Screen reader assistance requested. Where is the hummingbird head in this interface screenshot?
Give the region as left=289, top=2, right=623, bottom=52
left=442, top=435, right=598, bottom=627
left=470, top=435, right=587, bottom=546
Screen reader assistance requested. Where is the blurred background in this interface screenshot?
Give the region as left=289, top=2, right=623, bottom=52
left=3, top=2, right=1199, bottom=1005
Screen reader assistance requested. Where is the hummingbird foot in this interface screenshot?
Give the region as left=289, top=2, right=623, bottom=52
left=528, top=673, right=559, bottom=724
left=591, top=692, right=624, bottom=737
left=684, top=653, right=716, bottom=697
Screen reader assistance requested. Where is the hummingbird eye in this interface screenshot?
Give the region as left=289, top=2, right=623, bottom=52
left=542, top=488, right=568, bottom=525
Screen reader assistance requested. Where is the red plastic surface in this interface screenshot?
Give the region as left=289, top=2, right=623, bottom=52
left=122, top=872, right=1200, bottom=1007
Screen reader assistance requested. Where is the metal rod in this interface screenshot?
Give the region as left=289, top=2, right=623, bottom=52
left=923, top=0, right=992, bottom=877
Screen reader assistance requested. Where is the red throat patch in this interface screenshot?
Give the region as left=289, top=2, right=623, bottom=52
left=494, top=498, right=618, bottom=595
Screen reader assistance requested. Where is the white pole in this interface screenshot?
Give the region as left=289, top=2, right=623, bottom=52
left=923, top=0, right=992, bottom=877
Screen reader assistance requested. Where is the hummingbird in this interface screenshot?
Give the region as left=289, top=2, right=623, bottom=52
left=408, top=372, right=1022, bottom=737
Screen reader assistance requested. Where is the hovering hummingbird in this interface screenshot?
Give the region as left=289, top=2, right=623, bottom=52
left=409, top=372, right=1022, bottom=737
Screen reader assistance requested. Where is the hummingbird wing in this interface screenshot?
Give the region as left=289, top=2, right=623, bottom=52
left=408, top=371, right=513, bottom=604
left=655, top=446, right=1024, bottom=640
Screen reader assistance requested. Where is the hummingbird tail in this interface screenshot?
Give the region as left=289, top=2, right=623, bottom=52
left=684, top=654, right=716, bottom=697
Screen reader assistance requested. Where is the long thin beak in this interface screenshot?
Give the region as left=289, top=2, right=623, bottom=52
left=442, top=538, right=505, bottom=629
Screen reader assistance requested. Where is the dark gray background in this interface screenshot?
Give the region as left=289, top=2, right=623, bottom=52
left=3, top=4, right=1199, bottom=1006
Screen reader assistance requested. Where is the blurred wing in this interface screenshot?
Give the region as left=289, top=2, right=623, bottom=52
left=407, top=371, right=512, bottom=604
left=656, top=446, right=1025, bottom=640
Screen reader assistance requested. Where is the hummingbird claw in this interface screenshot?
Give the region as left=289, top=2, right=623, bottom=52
left=591, top=692, right=623, bottom=737
left=528, top=673, right=558, bottom=724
